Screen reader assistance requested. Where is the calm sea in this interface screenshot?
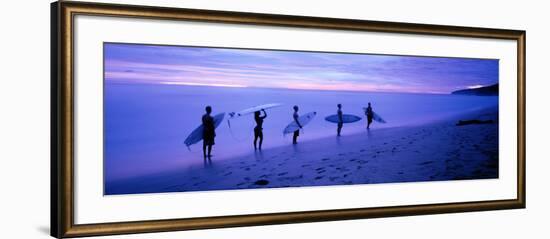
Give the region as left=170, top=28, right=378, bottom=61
left=104, top=83, right=498, bottom=181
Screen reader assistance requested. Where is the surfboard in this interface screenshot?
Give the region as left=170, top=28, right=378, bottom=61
left=228, top=103, right=282, bottom=118
left=372, top=112, right=386, bottom=123
left=184, top=113, right=225, bottom=147
left=324, top=114, right=362, bottom=123
left=283, top=111, right=317, bottom=135
left=362, top=108, right=387, bottom=123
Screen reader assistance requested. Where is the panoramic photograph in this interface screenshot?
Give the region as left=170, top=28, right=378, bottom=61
left=103, top=43, right=499, bottom=195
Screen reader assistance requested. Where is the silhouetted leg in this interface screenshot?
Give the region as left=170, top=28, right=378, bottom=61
left=259, top=132, right=263, bottom=150
left=254, top=135, right=258, bottom=150
left=337, top=123, right=343, bottom=136
left=207, top=145, right=212, bottom=157
left=367, top=118, right=372, bottom=130
left=202, top=141, right=207, bottom=158
left=293, top=131, right=298, bottom=144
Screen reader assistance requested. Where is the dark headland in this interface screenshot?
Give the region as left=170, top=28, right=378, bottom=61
left=452, top=84, right=498, bottom=96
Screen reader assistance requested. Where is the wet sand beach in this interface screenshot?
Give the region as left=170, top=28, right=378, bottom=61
left=106, top=107, right=498, bottom=195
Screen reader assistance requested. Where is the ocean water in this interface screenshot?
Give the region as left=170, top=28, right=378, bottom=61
left=104, top=83, right=498, bottom=182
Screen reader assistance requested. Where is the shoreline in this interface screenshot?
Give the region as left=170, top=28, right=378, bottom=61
left=106, top=106, right=498, bottom=195
left=106, top=80, right=458, bottom=96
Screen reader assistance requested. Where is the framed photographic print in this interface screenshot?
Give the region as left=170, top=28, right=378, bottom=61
left=51, top=1, right=526, bottom=238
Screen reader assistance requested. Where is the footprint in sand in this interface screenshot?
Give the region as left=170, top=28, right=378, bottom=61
left=360, top=149, right=366, bottom=152
left=315, top=176, right=324, bottom=180
left=280, top=175, right=303, bottom=181
left=322, top=158, right=330, bottom=161
left=316, top=167, right=325, bottom=171
left=278, top=172, right=289, bottom=176
left=223, top=172, right=233, bottom=176
left=317, top=170, right=326, bottom=174
left=254, top=179, right=269, bottom=186
left=419, top=161, right=434, bottom=165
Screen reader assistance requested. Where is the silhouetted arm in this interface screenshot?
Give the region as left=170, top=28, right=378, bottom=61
left=261, top=109, right=267, bottom=119
left=294, top=114, right=303, bottom=128
left=366, top=107, right=373, bottom=117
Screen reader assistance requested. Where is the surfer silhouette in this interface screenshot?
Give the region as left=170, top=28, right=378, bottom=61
left=292, top=105, right=302, bottom=144
left=337, top=104, right=343, bottom=136
left=202, top=106, right=216, bottom=159
left=254, top=109, right=267, bottom=150
left=365, top=102, right=374, bottom=130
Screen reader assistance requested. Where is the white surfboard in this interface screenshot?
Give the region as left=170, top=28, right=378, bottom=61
left=283, top=111, right=317, bottom=135
left=184, top=113, right=225, bottom=148
left=363, top=107, right=387, bottom=123
left=372, top=112, right=386, bottom=123
left=228, top=103, right=283, bottom=118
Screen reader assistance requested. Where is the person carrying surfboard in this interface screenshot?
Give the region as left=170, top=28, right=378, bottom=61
left=292, top=105, right=302, bottom=144
left=202, top=106, right=216, bottom=159
left=365, top=102, right=374, bottom=130
left=337, top=104, right=344, bottom=136
left=253, top=109, right=267, bottom=151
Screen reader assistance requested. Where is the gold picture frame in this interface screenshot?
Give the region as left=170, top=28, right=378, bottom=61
left=51, top=1, right=526, bottom=238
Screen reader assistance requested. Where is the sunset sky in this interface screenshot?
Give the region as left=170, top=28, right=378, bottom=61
left=104, top=43, right=498, bottom=94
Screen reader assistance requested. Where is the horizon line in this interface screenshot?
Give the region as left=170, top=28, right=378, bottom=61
left=104, top=79, right=497, bottom=95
